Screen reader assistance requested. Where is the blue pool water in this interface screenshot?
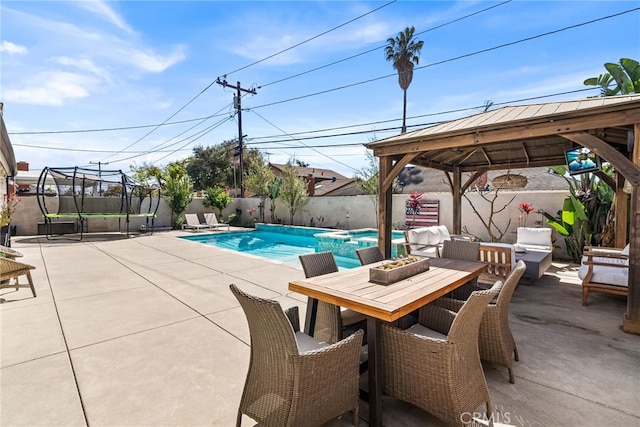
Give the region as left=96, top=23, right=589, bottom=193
left=181, top=224, right=407, bottom=270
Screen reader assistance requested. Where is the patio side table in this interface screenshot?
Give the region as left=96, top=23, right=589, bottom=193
left=515, top=250, right=552, bottom=284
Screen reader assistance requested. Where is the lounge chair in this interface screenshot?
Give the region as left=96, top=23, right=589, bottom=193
left=0, top=258, right=37, bottom=297
left=182, top=214, right=213, bottom=232
left=578, top=244, right=629, bottom=305
left=203, top=213, right=229, bottom=231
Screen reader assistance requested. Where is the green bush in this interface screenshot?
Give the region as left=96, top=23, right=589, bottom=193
left=203, top=186, right=232, bottom=216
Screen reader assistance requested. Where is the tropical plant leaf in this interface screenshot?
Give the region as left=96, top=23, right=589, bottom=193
left=545, top=218, right=569, bottom=236
left=620, top=58, right=640, bottom=92
left=605, top=62, right=634, bottom=94
left=561, top=198, right=576, bottom=225
left=570, top=195, right=588, bottom=221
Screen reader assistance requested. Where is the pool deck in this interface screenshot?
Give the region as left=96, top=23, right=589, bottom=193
left=1, top=230, right=639, bottom=426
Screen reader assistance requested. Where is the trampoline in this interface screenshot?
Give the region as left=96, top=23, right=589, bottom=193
left=36, top=166, right=161, bottom=240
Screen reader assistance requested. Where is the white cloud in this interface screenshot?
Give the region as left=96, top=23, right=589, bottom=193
left=0, top=40, right=28, bottom=55
left=74, top=0, right=135, bottom=35
left=50, top=56, right=111, bottom=82
left=120, top=46, right=187, bottom=73
left=4, top=71, right=97, bottom=106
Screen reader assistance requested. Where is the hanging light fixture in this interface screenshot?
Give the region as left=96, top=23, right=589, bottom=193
left=491, top=173, right=528, bottom=189
left=491, top=144, right=528, bottom=189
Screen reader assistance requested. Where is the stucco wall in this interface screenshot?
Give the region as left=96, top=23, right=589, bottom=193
left=10, top=190, right=572, bottom=258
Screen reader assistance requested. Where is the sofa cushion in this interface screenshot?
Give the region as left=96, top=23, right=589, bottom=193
left=578, top=262, right=629, bottom=287
left=411, top=246, right=440, bottom=258
left=435, top=225, right=451, bottom=243
left=516, top=227, right=552, bottom=250
left=407, top=225, right=450, bottom=246
left=579, top=248, right=629, bottom=287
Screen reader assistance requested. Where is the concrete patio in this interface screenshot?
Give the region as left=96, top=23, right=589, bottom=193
left=1, top=230, right=638, bottom=426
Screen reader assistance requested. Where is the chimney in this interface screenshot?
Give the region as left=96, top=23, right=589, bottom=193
left=307, top=174, right=315, bottom=196
left=0, top=102, right=3, bottom=117
left=17, top=161, right=29, bottom=171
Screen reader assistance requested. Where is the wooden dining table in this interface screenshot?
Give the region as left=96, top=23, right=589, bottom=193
left=289, top=256, right=487, bottom=427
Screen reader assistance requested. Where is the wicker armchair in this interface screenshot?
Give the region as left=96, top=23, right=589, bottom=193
left=436, top=260, right=526, bottom=383
left=0, top=245, right=24, bottom=260
left=441, top=239, right=481, bottom=300
left=298, top=252, right=366, bottom=344
left=230, top=284, right=363, bottom=427
left=380, top=281, right=502, bottom=426
left=0, top=258, right=37, bottom=297
left=355, top=246, right=384, bottom=266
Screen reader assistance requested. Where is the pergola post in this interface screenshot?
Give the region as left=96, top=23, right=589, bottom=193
left=378, top=156, right=393, bottom=259
left=623, top=123, right=640, bottom=334
left=615, top=172, right=628, bottom=249
left=452, top=167, right=462, bottom=234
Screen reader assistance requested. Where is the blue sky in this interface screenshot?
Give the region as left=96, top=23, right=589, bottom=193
left=2, top=1, right=639, bottom=178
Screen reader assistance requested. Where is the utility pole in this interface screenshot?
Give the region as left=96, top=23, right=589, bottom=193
left=215, top=78, right=257, bottom=198
left=89, top=161, right=109, bottom=196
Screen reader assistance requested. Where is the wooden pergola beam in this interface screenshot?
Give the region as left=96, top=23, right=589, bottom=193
left=560, top=132, right=640, bottom=186
left=372, top=109, right=640, bottom=157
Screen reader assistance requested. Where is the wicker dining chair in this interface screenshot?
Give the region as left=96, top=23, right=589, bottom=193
left=298, top=252, right=367, bottom=344
left=230, top=284, right=363, bottom=427
left=440, top=239, right=481, bottom=300
left=355, top=246, right=384, bottom=266
left=380, top=280, right=502, bottom=427
left=436, top=260, right=526, bottom=384
left=0, top=258, right=37, bottom=297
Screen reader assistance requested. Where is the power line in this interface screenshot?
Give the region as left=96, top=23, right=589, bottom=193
left=8, top=114, right=224, bottom=135
left=12, top=87, right=599, bottom=156
left=10, top=143, right=193, bottom=153
left=10, top=5, right=633, bottom=139
left=220, top=0, right=397, bottom=79
left=260, top=0, right=513, bottom=88
left=249, top=109, right=360, bottom=173
left=7, top=1, right=505, bottom=138
left=97, top=81, right=221, bottom=161
left=248, top=87, right=597, bottom=144
left=7, top=1, right=506, bottom=139
left=250, top=7, right=640, bottom=111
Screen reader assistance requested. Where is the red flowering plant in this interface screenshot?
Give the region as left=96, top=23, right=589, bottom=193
left=517, top=202, right=535, bottom=227
left=407, top=192, right=423, bottom=228
left=1, top=193, right=21, bottom=228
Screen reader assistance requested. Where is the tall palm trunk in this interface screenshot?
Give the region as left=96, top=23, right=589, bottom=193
left=402, top=88, right=407, bottom=133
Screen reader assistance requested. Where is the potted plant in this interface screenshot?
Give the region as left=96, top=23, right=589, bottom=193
left=1, top=193, right=21, bottom=247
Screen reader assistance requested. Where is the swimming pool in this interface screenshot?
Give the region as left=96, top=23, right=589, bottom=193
left=181, top=224, right=407, bottom=270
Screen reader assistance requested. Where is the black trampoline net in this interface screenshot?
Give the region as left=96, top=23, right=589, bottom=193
left=37, top=167, right=160, bottom=216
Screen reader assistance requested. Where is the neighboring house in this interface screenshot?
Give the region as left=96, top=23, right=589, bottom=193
left=269, top=163, right=359, bottom=196
left=0, top=106, right=18, bottom=197
left=397, top=166, right=569, bottom=194
left=14, top=161, right=39, bottom=194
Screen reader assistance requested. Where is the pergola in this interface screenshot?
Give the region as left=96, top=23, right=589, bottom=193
left=367, top=94, right=640, bottom=334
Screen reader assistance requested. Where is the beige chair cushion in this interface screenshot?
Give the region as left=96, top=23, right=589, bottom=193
left=295, top=331, right=328, bottom=352
left=407, top=323, right=448, bottom=340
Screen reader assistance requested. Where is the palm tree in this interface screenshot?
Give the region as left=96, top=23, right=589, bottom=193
left=385, top=26, right=424, bottom=134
